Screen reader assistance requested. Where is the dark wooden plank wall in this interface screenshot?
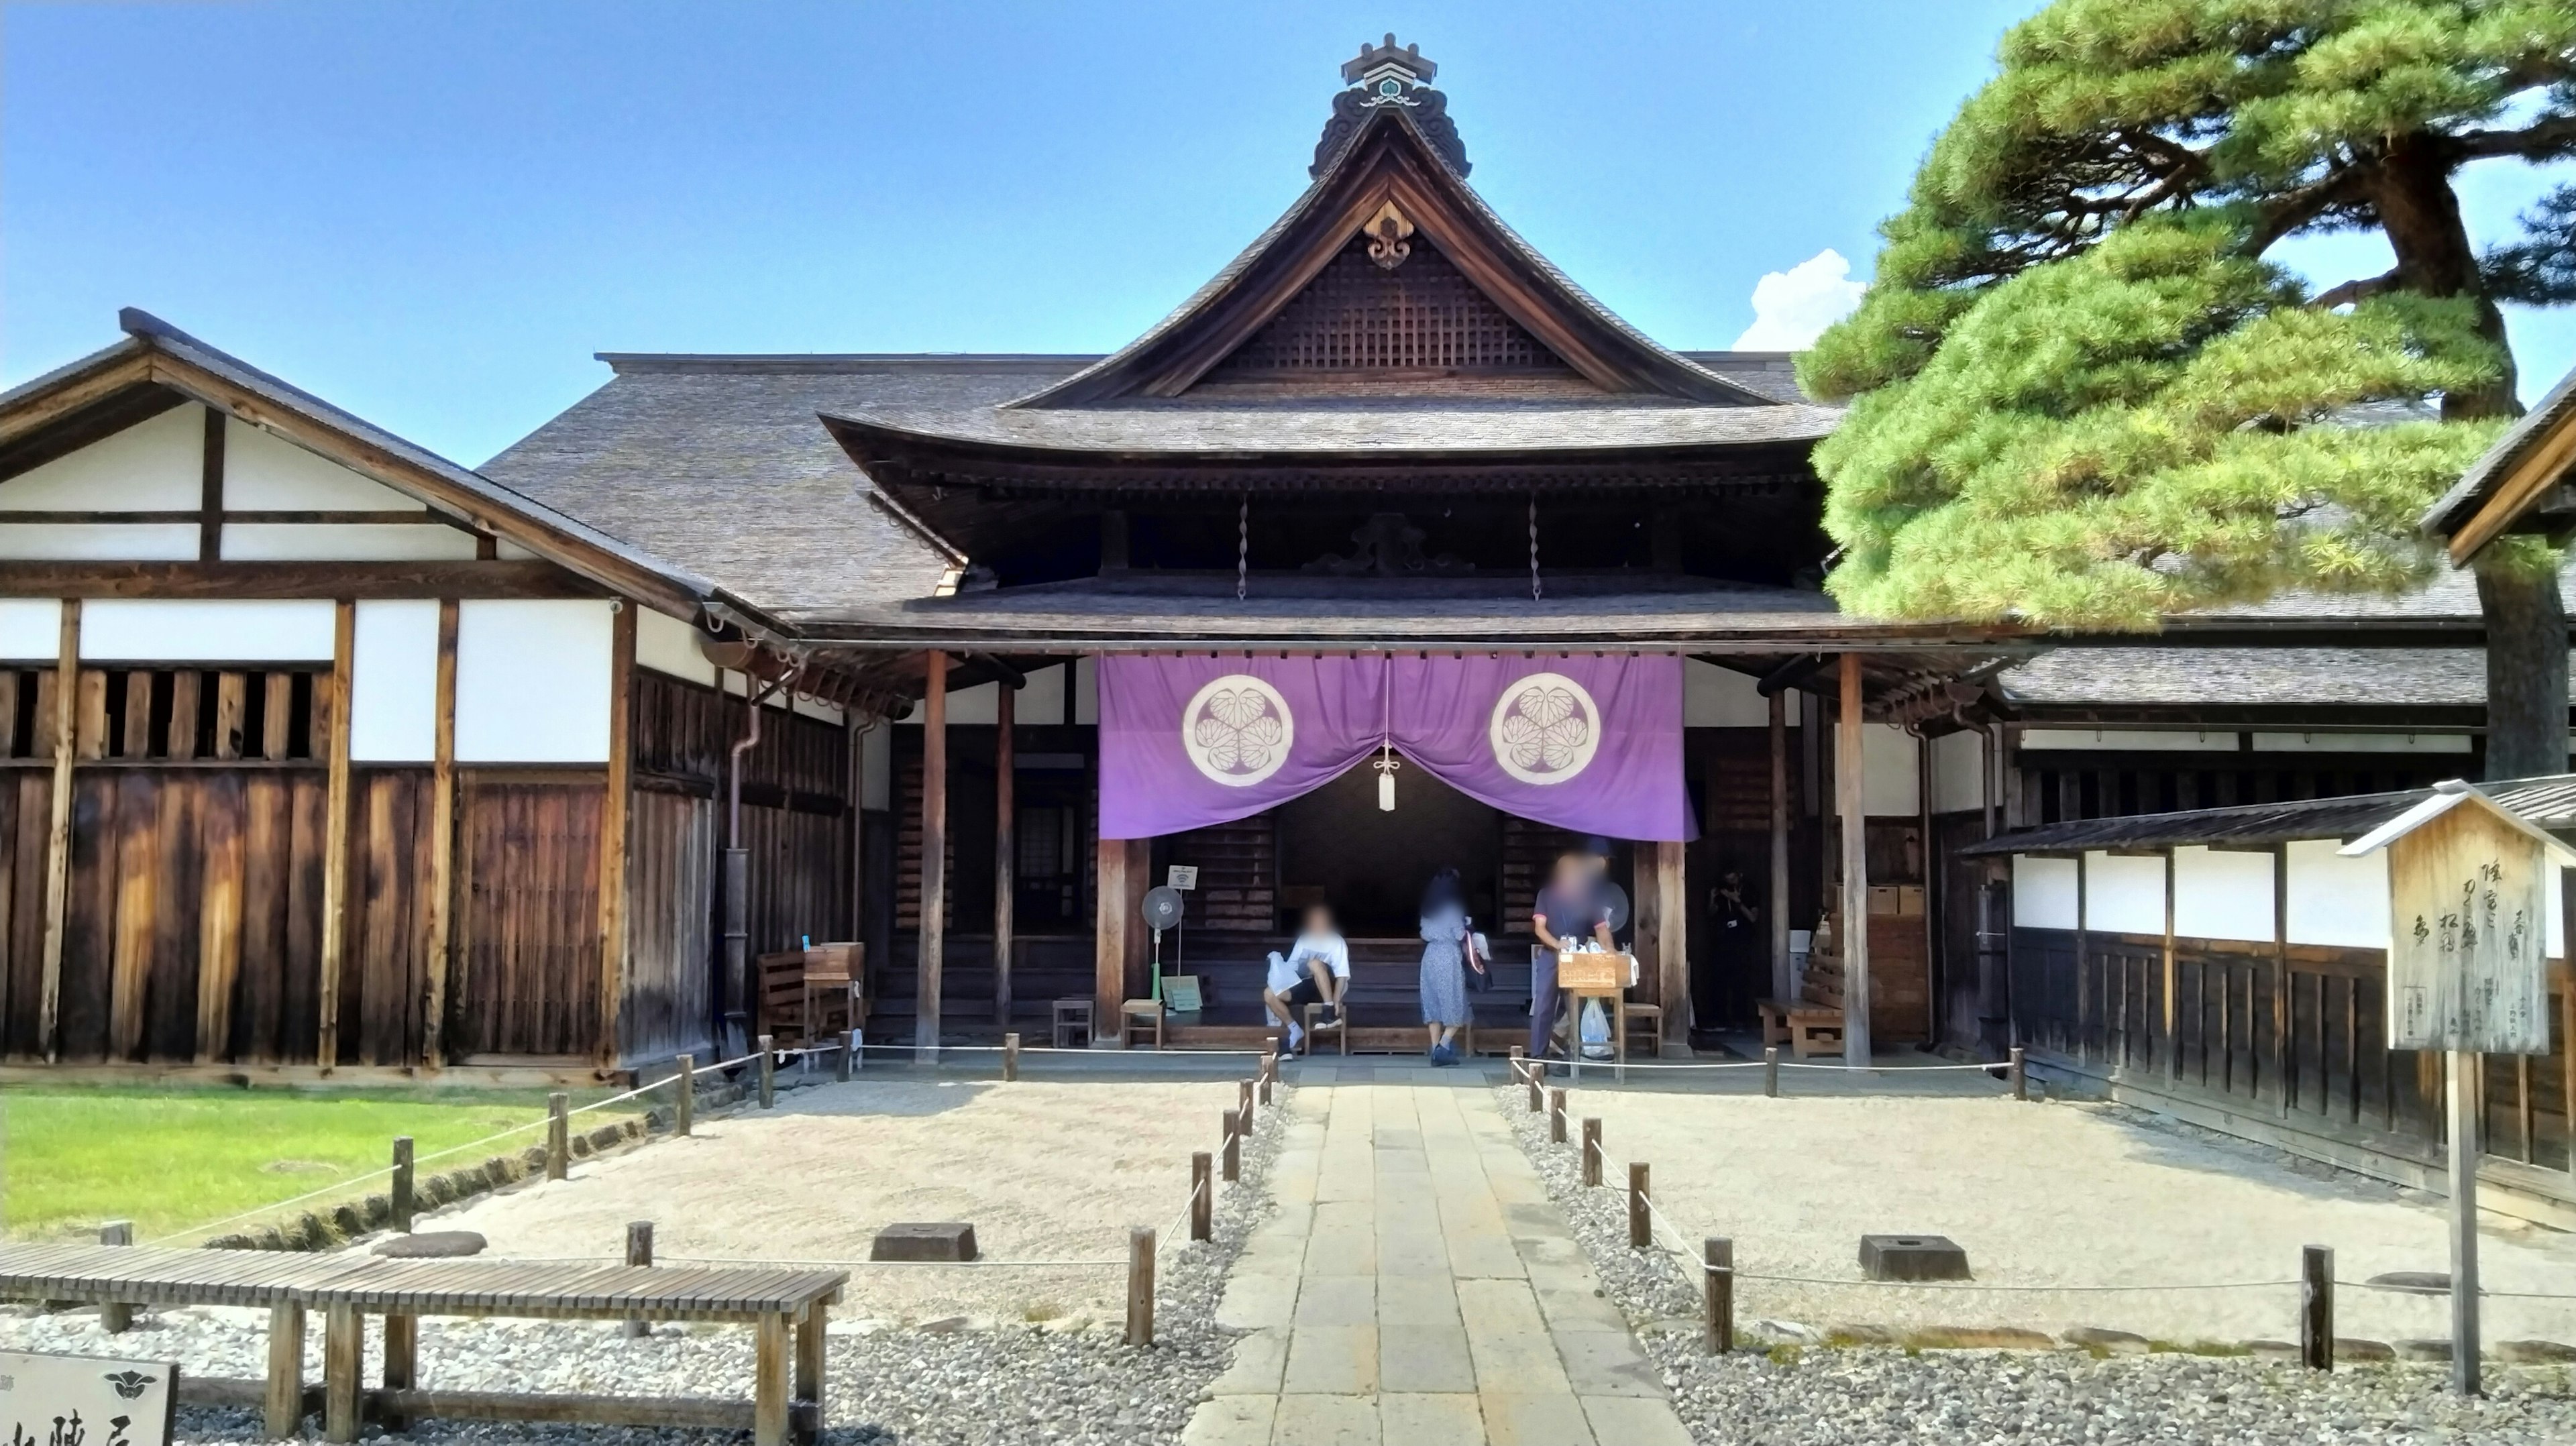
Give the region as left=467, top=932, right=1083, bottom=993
left=2015, top=757, right=2449, bottom=828
left=2012, top=926, right=2569, bottom=1170
left=625, top=786, right=716, bottom=1063
left=452, top=773, right=603, bottom=1058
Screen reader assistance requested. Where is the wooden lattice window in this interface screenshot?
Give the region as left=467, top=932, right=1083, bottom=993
left=0, top=667, right=323, bottom=762
left=1206, top=233, right=1575, bottom=378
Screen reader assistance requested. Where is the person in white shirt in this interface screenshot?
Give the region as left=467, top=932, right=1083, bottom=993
left=1263, top=903, right=1350, bottom=1053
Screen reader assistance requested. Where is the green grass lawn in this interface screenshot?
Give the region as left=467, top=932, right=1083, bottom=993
left=1, top=1084, right=644, bottom=1244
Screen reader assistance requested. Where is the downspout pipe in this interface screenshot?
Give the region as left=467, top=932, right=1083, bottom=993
left=720, top=663, right=799, bottom=1055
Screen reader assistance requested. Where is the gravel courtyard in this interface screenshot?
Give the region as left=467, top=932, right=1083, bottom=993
left=434, top=1076, right=1244, bottom=1324
left=1539, top=1084, right=2576, bottom=1346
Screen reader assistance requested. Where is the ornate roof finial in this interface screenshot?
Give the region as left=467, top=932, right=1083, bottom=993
left=1312, top=35, right=1469, bottom=180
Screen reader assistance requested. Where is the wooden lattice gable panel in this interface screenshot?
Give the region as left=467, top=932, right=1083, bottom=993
left=1013, top=106, right=1767, bottom=407
left=1199, top=229, right=1578, bottom=385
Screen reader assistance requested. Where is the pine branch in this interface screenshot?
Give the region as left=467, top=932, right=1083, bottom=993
left=2310, top=269, right=2402, bottom=310
left=2453, top=113, right=2576, bottom=162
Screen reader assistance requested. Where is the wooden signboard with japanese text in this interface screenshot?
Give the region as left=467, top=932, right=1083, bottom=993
left=2385, top=801, right=2552, bottom=1054
left=0, top=1349, right=176, bottom=1446
left=1554, top=950, right=1631, bottom=994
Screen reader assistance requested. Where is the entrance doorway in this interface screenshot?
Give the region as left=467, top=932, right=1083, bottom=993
left=1275, top=755, right=1502, bottom=936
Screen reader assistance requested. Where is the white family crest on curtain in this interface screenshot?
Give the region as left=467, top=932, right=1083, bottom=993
left=1183, top=674, right=1295, bottom=786
left=1489, top=671, right=1600, bottom=785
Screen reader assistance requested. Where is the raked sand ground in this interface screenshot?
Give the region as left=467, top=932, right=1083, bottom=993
left=1554, top=1087, right=2576, bottom=1345
left=432, top=1077, right=1240, bottom=1325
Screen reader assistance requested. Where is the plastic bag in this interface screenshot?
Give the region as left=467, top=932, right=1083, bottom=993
left=1580, top=997, right=1613, bottom=1059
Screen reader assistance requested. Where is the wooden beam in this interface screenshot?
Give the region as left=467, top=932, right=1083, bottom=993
left=0, top=561, right=604, bottom=600
left=199, top=407, right=225, bottom=562
left=2162, top=848, right=2179, bottom=1083
left=915, top=650, right=947, bottom=1056
left=1768, top=690, right=1793, bottom=1005
left=423, top=600, right=458, bottom=1070
left=2272, top=842, right=2290, bottom=1119
left=1837, top=654, right=1871, bottom=1066
left=315, top=600, right=355, bottom=1071
left=994, top=681, right=1015, bottom=1028
left=596, top=602, right=635, bottom=1074
left=0, top=351, right=154, bottom=450
left=36, top=600, right=77, bottom=1062
left=2449, top=400, right=2576, bottom=563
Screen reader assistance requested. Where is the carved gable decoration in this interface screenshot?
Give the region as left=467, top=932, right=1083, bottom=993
left=1202, top=231, right=1574, bottom=382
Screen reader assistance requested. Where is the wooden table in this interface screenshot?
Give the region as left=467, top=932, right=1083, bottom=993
left=1554, top=950, right=1635, bottom=1083
left=0, top=1245, right=845, bottom=1446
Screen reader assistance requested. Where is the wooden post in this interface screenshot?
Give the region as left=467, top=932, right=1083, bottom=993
left=1527, top=1073, right=1543, bottom=1112
left=1258, top=1052, right=1273, bottom=1103
left=423, top=599, right=458, bottom=1068
left=1581, top=1117, right=1602, bottom=1187
left=390, top=1136, right=415, bottom=1233
left=1003, top=1031, right=1020, bottom=1081
left=2273, top=842, right=2291, bottom=1117
left=1654, top=838, right=1688, bottom=1051
left=758, top=1033, right=776, bottom=1108
left=994, top=679, right=1015, bottom=1027
left=916, top=649, right=949, bottom=1060
left=2161, top=848, right=2179, bottom=1083
left=753, top=1310, right=788, bottom=1446
left=1628, top=1162, right=1652, bottom=1249
left=264, top=1302, right=305, bottom=1437
left=1222, top=1109, right=1241, bottom=1182
left=623, top=1220, right=654, bottom=1339
left=2300, top=1244, right=2333, bottom=1372
left=1549, top=1087, right=1568, bottom=1143
left=1764, top=1045, right=1779, bottom=1098
left=1239, top=1077, right=1255, bottom=1131
left=2447, top=1048, right=2481, bottom=1395
left=199, top=406, right=226, bottom=561
left=1704, top=1237, right=1734, bottom=1355
left=2010, top=1045, right=2027, bottom=1101
left=836, top=1027, right=854, bottom=1082
left=546, top=1092, right=570, bottom=1180
left=1125, top=1227, right=1155, bottom=1346
left=596, top=600, right=635, bottom=1073
left=381, top=1306, right=417, bottom=1432
left=36, top=600, right=76, bottom=1062
left=1769, top=690, right=1793, bottom=1003
left=322, top=1301, right=362, bottom=1443
left=675, top=1053, right=694, bottom=1137
left=1836, top=654, right=1872, bottom=1067
left=317, top=599, right=355, bottom=1070
left=1190, top=1152, right=1213, bottom=1241
left=794, top=1300, right=826, bottom=1446
left=97, top=1221, right=132, bottom=1333
left=1093, top=834, right=1129, bottom=1040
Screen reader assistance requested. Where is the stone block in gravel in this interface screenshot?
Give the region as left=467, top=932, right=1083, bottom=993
left=2059, top=1326, right=2151, bottom=1355
left=2500, top=1339, right=2576, bottom=1364
left=2394, top=1337, right=2454, bottom=1363
left=1902, top=1325, right=2055, bottom=1351
left=2337, top=1337, right=2397, bottom=1361
left=2246, top=1338, right=2300, bottom=1362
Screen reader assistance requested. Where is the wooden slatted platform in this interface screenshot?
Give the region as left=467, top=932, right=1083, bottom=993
left=0, top=1245, right=845, bottom=1446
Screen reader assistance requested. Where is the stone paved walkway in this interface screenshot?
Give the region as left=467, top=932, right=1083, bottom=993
left=1183, top=1080, right=1692, bottom=1445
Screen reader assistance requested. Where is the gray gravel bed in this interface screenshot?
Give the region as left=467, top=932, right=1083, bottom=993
left=0, top=1085, right=1293, bottom=1446
left=1493, top=1085, right=2576, bottom=1445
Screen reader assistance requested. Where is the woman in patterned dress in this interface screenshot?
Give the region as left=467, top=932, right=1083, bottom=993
left=1418, top=869, right=1481, bottom=1066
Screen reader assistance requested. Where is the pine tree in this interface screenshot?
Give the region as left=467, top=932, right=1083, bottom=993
left=1805, top=1, right=2576, bottom=777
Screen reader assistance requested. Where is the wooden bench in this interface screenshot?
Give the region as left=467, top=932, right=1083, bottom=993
left=0, top=1243, right=845, bottom=1446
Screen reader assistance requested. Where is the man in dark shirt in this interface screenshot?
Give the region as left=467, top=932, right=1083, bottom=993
left=1530, top=850, right=1615, bottom=1059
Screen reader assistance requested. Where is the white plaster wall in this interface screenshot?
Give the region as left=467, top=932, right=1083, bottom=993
left=80, top=599, right=336, bottom=661
left=0, top=523, right=199, bottom=559
left=350, top=600, right=439, bottom=762
left=222, top=418, right=423, bottom=510
left=1075, top=655, right=1097, bottom=725
left=2023, top=728, right=2239, bottom=752
left=455, top=600, right=612, bottom=763
left=1863, top=723, right=1919, bottom=818
left=2014, top=856, right=2079, bottom=930
left=1930, top=729, right=1985, bottom=815
left=2283, top=838, right=2393, bottom=950
left=0, top=404, right=201, bottom=510
left=0, top=600, right=62, bottom=661
left=1684, top=660, right=1797, bottom=726
left=2173, top=846, right=2275, bottom=943
left=635, top=608, right=718, bottom=685
left=1019, top=663, right=1069, bottom=724
left=221, top=522, right=480, bottom=561
left=2251, top=732, right=2473, bottom=755
left=2555, top=863, right=2568, bottom=962
left=2084, top=850, right=2166, bottom=935
left=900, top=679, right=1000, bottom=725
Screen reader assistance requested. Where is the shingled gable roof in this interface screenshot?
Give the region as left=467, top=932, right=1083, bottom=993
left=0, top=309, right=727, bottom=624
left=1007, top=103, right=1773, bottom=409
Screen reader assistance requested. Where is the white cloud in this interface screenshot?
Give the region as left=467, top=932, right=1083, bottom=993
left=1731, top=248, right=1867, bottom=351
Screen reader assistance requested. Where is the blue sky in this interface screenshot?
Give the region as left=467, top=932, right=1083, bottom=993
left=6, top=1, right=2572, bottom=467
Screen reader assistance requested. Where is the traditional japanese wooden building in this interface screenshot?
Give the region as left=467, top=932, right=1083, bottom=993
left=0, top=38, right=2558, bottom=1082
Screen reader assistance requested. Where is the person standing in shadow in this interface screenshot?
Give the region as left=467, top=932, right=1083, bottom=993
left=1417, top=868, right=1482, bottom=1066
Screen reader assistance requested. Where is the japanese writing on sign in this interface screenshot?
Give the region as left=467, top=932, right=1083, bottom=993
left=0, top=1351, right=175, bottom=1446
left=2385, top=803, right=2552, bottom=1054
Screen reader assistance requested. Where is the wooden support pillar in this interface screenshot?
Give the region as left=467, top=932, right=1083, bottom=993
left=1654, top=838, right=1688, bottom=1054
left=1919, top=732, right=1938, bottom=1044
left=1095, top=833, right=1149, bottom=1036
left=994, top=680, right=1016, bottom=1027
left=916, top=650, right=948, bottom=1058
left=423, top=600, right=458, bottom=1068
left=2161, top=848, right=2179, bottom=1083
left=264, top=1302, right=306, bottom=1438
left=36, top=599, right=76, bottom=1062
left=199, top=406, right=226, bottom=562
left=597, top=600, right=635, bottom=1073
left=2273, top=842, right=2291, bottom=1117
left=316, top=599, right=355, bottom=1071
left=1768, top=690, right=1792, bottom=1003
left=1836, top=654, right=1872, bottom=1066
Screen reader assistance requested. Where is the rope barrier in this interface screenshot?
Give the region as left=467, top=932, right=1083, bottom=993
left=843, top=1041, right=1271, bottom=1058
left=2342, top=1280, right=2576, bottom=1301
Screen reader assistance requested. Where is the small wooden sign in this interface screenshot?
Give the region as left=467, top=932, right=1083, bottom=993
left=1167, top=866, right=1199, bottom=891
left=0, top=1348, right=178, bottom=1446
left=2343, top=784, right=2567, bottom=1054
left=1555, top=951, right=1629, bottom=993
